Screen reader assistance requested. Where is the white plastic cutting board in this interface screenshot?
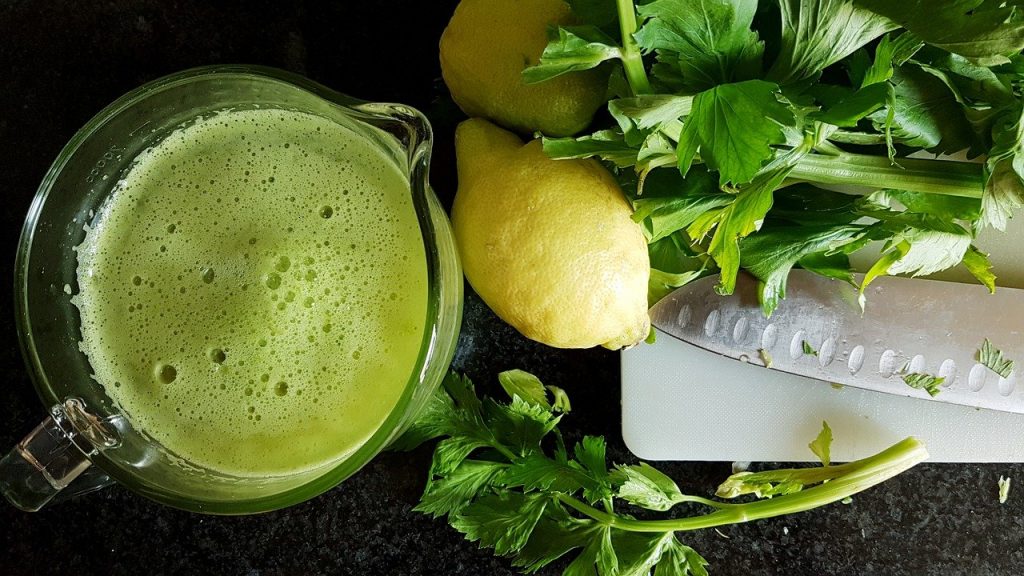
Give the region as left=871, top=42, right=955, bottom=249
left=622, top=217, right=1024, bottom=463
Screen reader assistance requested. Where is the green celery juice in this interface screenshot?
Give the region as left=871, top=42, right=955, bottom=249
left=73, top=108, right=428, bottom=477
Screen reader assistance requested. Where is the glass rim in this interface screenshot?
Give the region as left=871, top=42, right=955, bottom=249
left=14, top=64, right=461, bottom=514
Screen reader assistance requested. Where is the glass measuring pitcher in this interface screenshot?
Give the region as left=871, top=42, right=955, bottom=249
left=0, top=66, right=462, bottom=514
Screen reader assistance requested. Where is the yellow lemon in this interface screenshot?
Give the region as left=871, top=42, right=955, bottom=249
left=452, top=118, right=650, bottom=349
left=440, top=0, right=608, bottom=137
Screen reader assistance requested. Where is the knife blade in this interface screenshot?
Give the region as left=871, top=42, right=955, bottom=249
left=649, top=271, right=1024, bottom=413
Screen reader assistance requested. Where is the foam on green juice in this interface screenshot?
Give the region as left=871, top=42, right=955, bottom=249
left=73, top=108, right=428, bottom=477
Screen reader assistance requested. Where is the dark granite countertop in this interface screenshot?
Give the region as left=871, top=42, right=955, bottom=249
left=1, top=1, right=1021, bottom=574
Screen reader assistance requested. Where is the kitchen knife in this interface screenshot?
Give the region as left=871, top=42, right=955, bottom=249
left=648, top=271, right=1024, bottom=413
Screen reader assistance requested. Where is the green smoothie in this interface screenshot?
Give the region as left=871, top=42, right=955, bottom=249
left=73, top=108, right=428, bottom=477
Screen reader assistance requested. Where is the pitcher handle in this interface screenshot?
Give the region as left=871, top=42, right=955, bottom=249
left=0, top=398, right=120, bottom=511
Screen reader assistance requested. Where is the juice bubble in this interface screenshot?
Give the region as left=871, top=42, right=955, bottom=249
left=155, top=363, right=177, bottom=384
left=264, top=272, right=281, bottom=289
left=320, top=206, right=333, bottom=219
left=275, top=255, right=291, bottom=272
left=274, top=381, right=289, bottom=396
left=202, top=268, right=215, bottom=284
left=209, top=348, right=226, bottom=363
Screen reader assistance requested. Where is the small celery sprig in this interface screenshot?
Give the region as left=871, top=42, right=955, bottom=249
left=394, top=371, right=928, bottom=575
left=979, top=338, right=1016, bottom=379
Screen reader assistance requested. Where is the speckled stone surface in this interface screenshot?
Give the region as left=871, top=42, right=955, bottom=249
left=1, top=2, right=1022, bottom=574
